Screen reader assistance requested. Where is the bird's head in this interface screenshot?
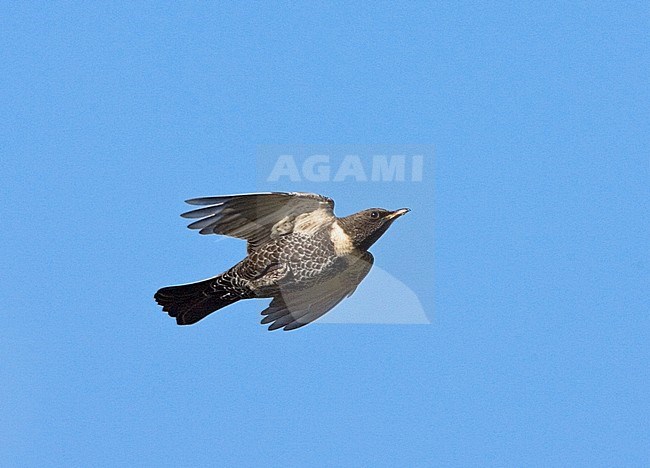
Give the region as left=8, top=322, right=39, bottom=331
left=338, top=207, right=410, bottom=250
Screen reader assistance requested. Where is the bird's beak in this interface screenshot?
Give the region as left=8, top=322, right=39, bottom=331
left=387, top=208, right=411, bottom=220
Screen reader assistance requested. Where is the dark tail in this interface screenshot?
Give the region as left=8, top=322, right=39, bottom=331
left=154, top=276, right=241, bottom=325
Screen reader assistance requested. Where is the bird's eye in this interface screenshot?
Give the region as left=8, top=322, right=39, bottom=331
left=370, top=211, right=380, bottom=219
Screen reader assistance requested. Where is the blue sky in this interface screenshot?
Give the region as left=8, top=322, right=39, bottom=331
left=1, top=2, right=648, bottom=466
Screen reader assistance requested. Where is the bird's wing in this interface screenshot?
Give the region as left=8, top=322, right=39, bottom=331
left=260, top=251, right=374, bottom=331
left=180, top=192, right=335, bottom=249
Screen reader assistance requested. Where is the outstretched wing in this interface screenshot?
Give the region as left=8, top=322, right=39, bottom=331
left=180, top=192, right=335, bottom=250
left=260, top=252, right=374, bottom=331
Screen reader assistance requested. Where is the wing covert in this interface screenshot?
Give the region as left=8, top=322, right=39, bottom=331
left=180, top=192, right=335, bottom=250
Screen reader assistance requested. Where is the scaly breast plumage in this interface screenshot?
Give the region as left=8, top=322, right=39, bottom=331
left=238, top=229, right=339, bottom=294
left=278, top=231, right=338, bottom=282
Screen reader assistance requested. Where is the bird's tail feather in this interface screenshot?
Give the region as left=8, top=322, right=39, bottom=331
left=154, top=276, right=240, bottom=325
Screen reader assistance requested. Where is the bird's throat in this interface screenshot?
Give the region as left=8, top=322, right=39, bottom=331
left=330, top=221, right=355, bottom=256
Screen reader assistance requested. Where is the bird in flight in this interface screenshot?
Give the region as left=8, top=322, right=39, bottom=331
left=154, top=192, right=410, bottom=331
